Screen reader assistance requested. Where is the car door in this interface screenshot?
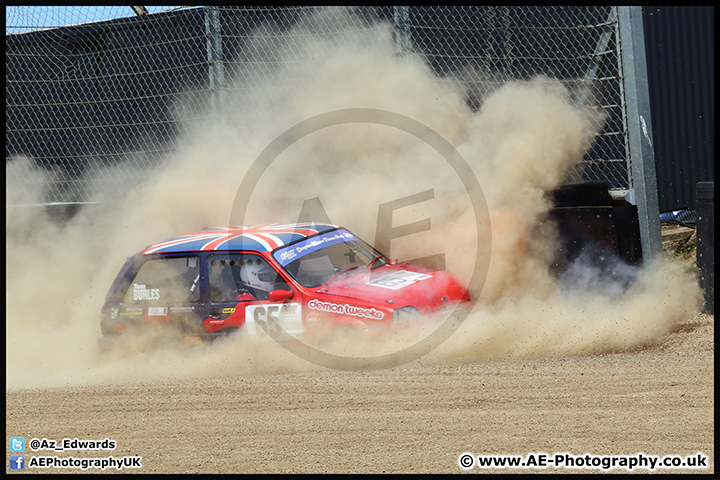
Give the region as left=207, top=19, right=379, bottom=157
left=202, top=252, right=304, bottom=342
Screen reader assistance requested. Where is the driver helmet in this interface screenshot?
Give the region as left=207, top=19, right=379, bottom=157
left=240, top=259, right=277, bottom=293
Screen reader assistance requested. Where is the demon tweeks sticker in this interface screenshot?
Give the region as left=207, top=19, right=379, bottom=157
left=307, top=299, right=384, bottom=320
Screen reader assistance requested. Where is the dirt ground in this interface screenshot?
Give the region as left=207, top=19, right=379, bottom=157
left=5, top=315, right=714, bottom=474
left=6, top=231, right=714, bottom=474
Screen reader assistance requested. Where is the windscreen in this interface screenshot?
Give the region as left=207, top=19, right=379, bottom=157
left=273, top=229, right=387, bottom=287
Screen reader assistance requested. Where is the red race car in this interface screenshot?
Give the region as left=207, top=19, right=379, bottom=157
left=98, top=223, right=473, bottom=350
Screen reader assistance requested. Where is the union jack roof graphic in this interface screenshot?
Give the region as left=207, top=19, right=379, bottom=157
left=142, top=223, right=340, bottom=255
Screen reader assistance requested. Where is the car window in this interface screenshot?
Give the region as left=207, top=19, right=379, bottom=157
left=207, top=253, right=290, bottom=302
left=281, top=238, right=384, bottom=287
left=122, top=256, right=200, bottom=304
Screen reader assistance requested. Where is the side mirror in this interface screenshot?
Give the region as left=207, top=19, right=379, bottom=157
left=268, top=289, right=294, bottom=302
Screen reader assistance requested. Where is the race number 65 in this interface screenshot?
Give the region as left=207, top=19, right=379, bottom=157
left=245, top=303, right=303, bottom=340
left=254, top=305, right=281, bottom=337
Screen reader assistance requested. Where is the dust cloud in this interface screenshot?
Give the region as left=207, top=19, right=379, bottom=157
left=6, top=10, right=700, bottom=389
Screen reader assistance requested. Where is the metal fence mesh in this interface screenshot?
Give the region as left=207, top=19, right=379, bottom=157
left=6, top=6, right=629, bottom=205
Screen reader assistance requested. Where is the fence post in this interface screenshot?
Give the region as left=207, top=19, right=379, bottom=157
left=393, top=6, right=412, bottom=55
left=205, top=6, right=225, bottom=116
left=616, top=6, right=662, bottom=262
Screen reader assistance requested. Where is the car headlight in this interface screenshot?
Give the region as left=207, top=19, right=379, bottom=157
left=392, top=306, right=420, bottom=325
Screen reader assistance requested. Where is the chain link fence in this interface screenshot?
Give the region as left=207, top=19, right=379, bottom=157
left=6, top=6, right=629, bottom=206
